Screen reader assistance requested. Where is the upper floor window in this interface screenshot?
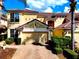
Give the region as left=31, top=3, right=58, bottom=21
left=48, top=21, right=54, bottom=28
left=10, top=13, right=19, bottom=22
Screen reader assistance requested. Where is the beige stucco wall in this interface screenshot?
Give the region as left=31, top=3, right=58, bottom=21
left=66, top=32, right=79, bottom=43
left=65, top=27, right=79, bottom=43
left=74, top=33, right=79, bottom=43
left=37, top=18, right=45, bottom=22
left=7, top=13, right=45, bottom=28
left=19, top=13, right=45, bottom=25
left=20, top=32, right=48, bottom=44
left=19, top=14, right=38, bottom=25
left=55, top=17, right=64, bottom=28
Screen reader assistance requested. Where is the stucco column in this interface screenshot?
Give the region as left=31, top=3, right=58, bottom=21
left=46, top=20, right=48, bottom=25
left=48, top=30, right=51, bottom=40
left=7, top=29, right=10, bottom=38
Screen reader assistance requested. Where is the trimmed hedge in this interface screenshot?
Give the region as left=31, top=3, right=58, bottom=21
left=5, top=38, right=21, bottom=45
left=54, top=47, right=63, bottom=54
left=0, top=34, right=7, bottom=41
left=51, top=37, right=60, bottom=48
left=51, top=36, right=71, bottom=49
left=5, top=38, right=14, bottom=44
left=63, top=49, right=78, bottom=59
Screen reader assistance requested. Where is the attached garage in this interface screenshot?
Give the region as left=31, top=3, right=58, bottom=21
left=16, top=19, right=50, bottom=45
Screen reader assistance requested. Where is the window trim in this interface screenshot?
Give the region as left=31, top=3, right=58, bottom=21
left=10, top=29, right=16, bottom=38
left=10, top=13, right=19, bottom=22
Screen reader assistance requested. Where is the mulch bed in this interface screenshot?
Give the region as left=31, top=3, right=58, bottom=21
left=57, top=53, right=67, bottom=59
left=0, top=47, right=16, bottom=59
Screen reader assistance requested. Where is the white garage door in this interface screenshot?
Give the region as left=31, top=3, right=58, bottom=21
left=21, top=32, right=48, bottom=44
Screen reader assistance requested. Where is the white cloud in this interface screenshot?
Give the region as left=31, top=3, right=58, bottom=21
left=76, top=0, right=79, bottom=1
left=46, top=0, right=68, bottom=6
left=64, top=7, right=70, bottom=13
left=77, top=2, right=79, bottom=4
left=27, top=0, right=45, bottom=9
left=64, top=6, right=79, bottom=13
left=27, top=0, right=46, bottom=12
left=75, top=9, right=79, bottom=13
left=26, top=0, right=68, bottom=12
left=43, top=7, right=53, bottom=13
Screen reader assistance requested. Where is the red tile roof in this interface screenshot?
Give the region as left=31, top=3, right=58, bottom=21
left=7, top=9, right=38, bottom=13
left=56, top=21, right=79, bottom=30
left=6, top=9, right=79, bottom=19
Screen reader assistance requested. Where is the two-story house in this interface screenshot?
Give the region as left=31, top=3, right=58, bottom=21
left=6, top=9, right=67, bottom=44
left=55, top=13, right=79, bottom=47
left=7, top=9, right=55, bottom=44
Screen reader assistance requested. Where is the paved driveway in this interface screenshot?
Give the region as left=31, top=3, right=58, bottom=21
left=12, top=44, right=59, bottom=59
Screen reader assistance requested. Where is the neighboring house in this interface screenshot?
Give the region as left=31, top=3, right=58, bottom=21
left=55, top=13, right=79, bottom=45
left=51, top=13, right=66, bottom=37
left=0, top=13, right=7, bottom=33
left=7, top=10, right=54, bottom=44
left=0, top=14, right=7, bottom=27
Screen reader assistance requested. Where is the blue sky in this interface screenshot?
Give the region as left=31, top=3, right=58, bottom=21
left=3, top=0, right=79, bottom=13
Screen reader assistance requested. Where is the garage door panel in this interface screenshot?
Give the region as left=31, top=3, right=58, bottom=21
left=21, top=32, right=48, bottom=44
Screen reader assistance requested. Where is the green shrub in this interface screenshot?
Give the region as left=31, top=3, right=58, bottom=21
left=63, top=37, right=71, bottom=49
left=0, top=34, right=7, bottom=41
left=51, top=37, right=60, bottom=48
left=63, top=49, right=78, bottom=59
left=51, top=36, right=71, bottom=49
left=54, top=47, right=63, bottom=54
left=5, top=38, right=14, bottom=44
